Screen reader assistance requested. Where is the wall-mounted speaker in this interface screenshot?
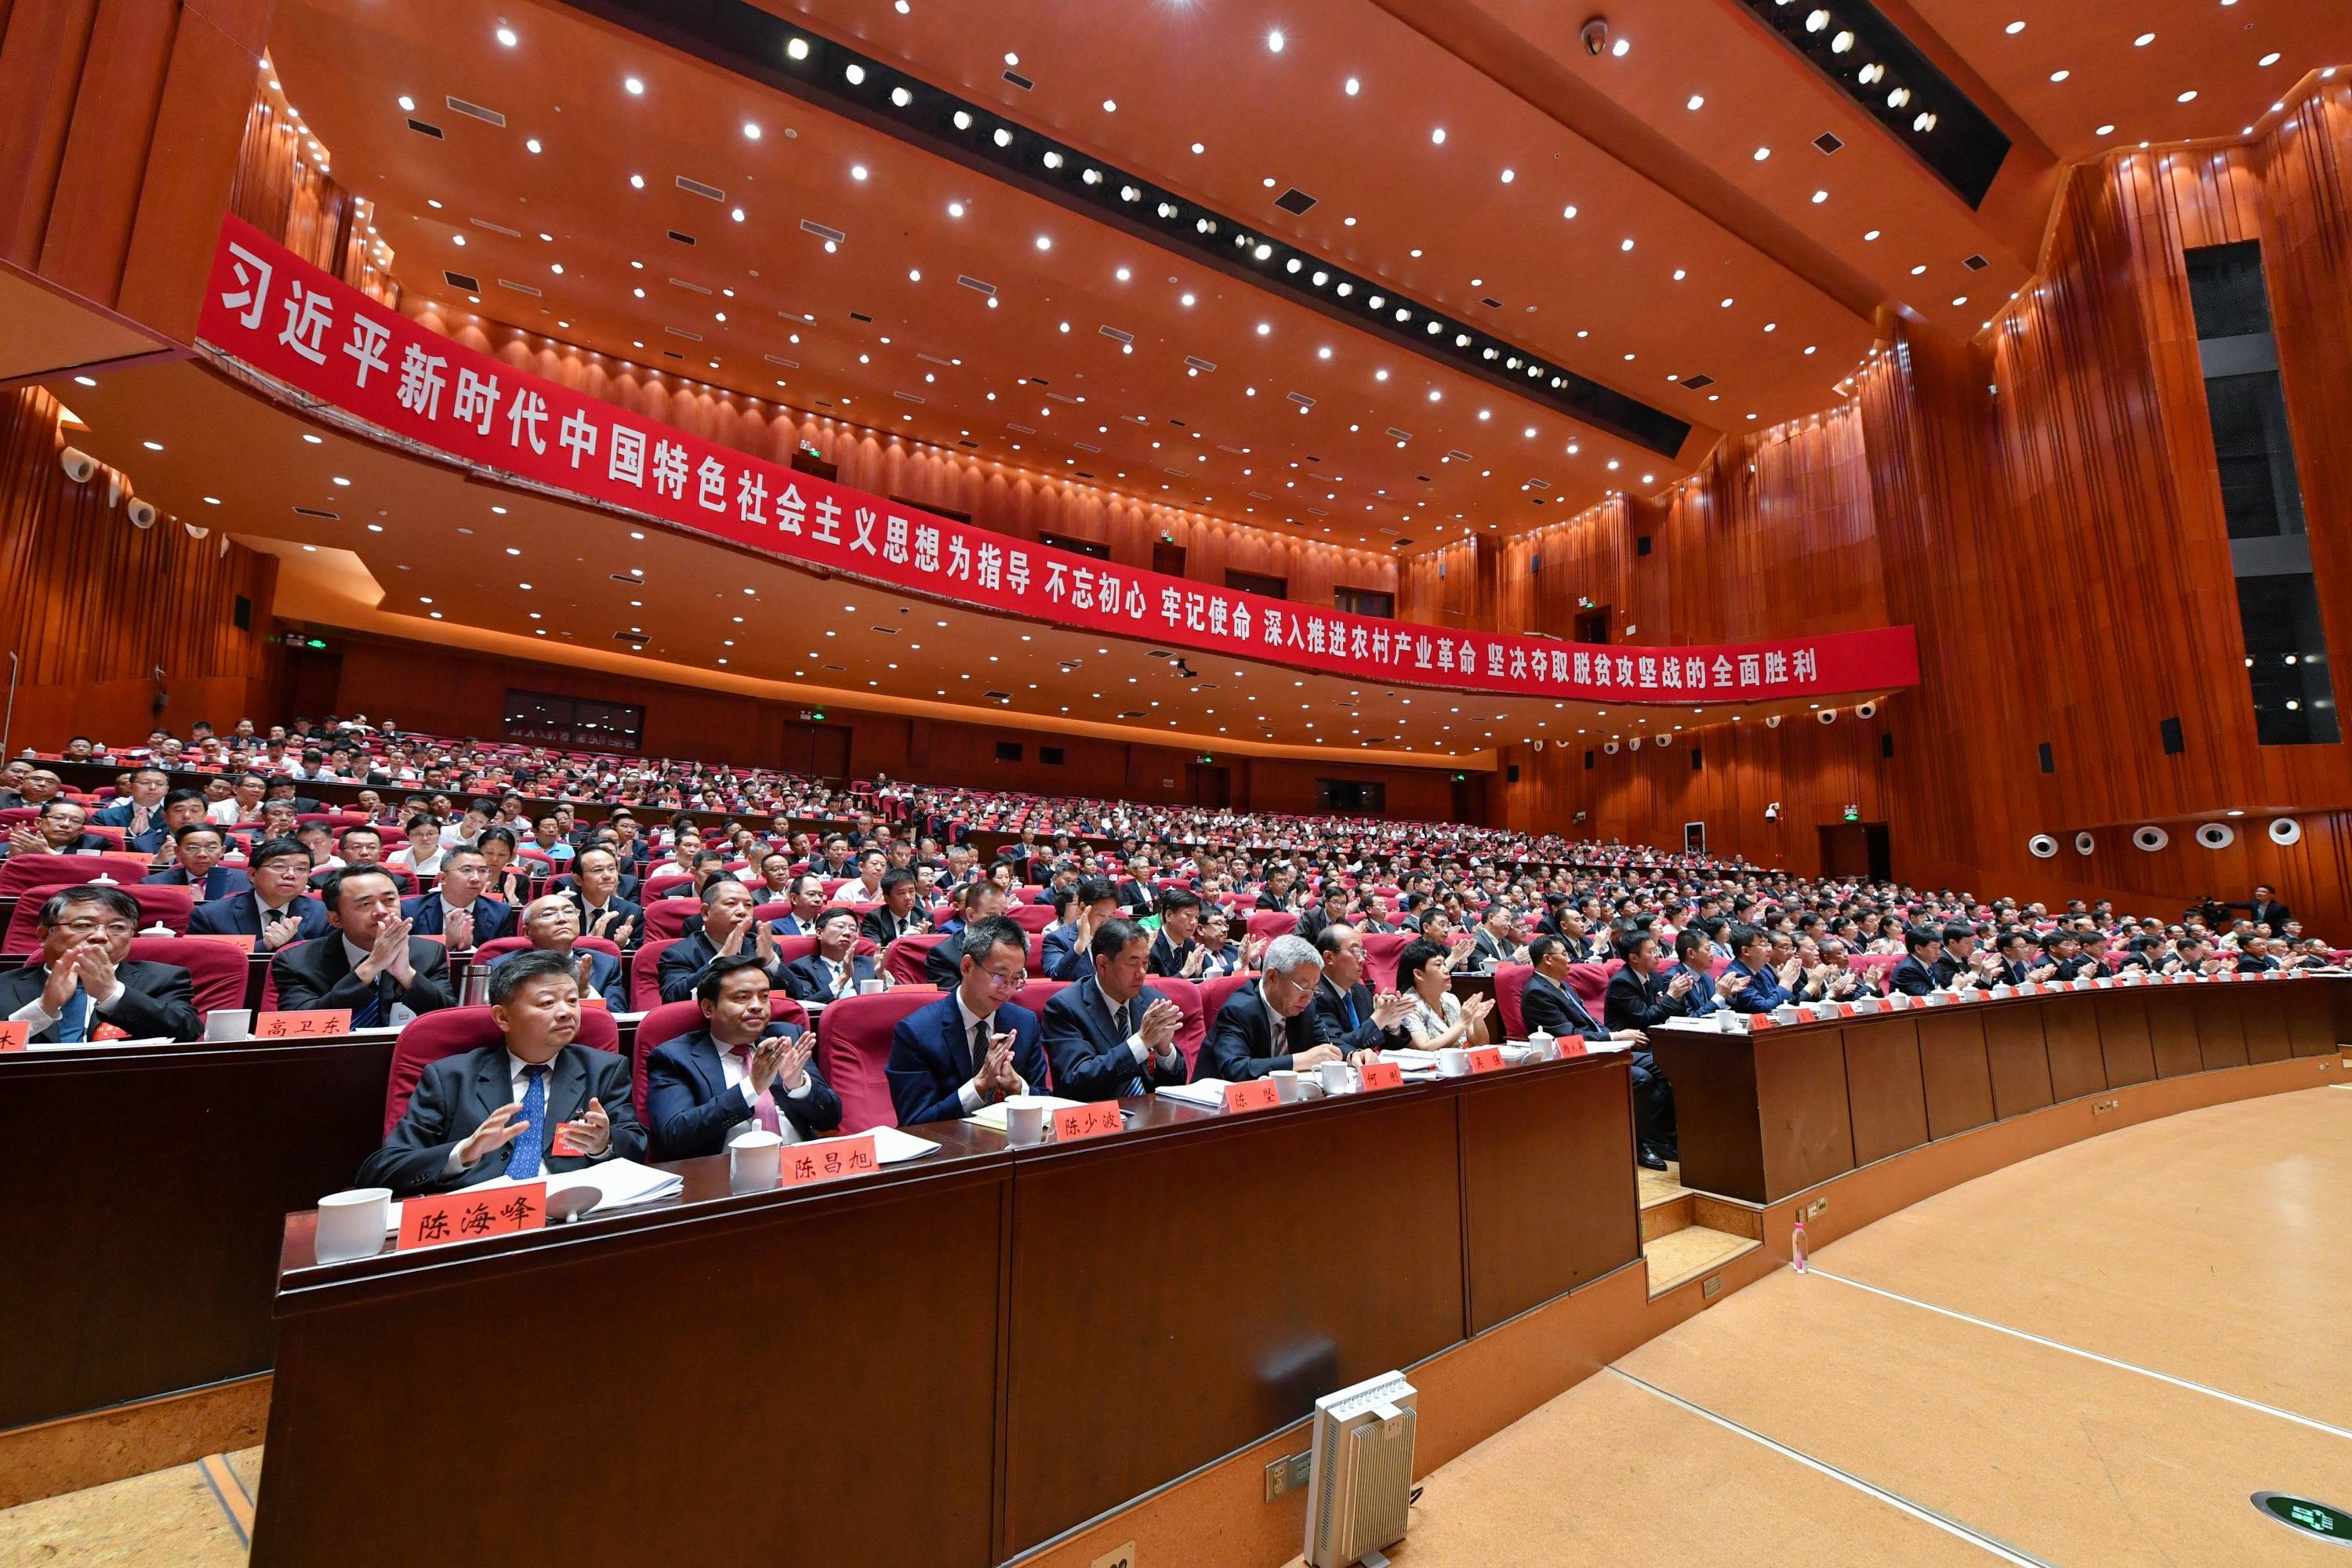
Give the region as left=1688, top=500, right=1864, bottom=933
left=1656, top=731, right=1673, bottom=746
left=2027, top=834, right=2058, bottom=858
left=1766, top=715, right=1782, bottom=728
left=1603, top=740, right=1620, bottom=755
left=1816, top=708, right=1837, bottom=724
left=2267, top=817, right=2302, bottom=846
left=2132, top=826, right=2169, bottom=852
left=1628, top=737, right=1643, bottom=751
left=1855, top=701, right=1878, bottom=719
left=2073, top=830, right=2095, bottom=855
left=2195, top=822, right=2237, bottom=850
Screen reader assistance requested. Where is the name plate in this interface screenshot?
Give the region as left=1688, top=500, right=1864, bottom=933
left=1052, top=1102, right=1123, bottom=1142
left=1747, top=1011, right=1777, bottom=1030
left=1356, top=1059, right=1404, bottom=1091
left=781, top=1134, right=880, bottom=1186
left=396, top=1182, right=546, bottom=1251
left=255, top=1009, right=352, bottom=1038
left=1465, top=1047, right=1505, bottom=1074
left=0, top=1020, right=28, bottom=1051
left=187, top=932, right=257, bottom=951
left=1223, top=1080, right=1282, bottom=1112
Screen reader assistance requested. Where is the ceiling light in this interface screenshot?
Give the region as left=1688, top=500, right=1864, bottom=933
left=1686, top=94, right=1704, bottom=110
left=2096, top=123, right=2114, bottom=135
left=743, top=122, right=763, bottom=139
left=2005, top=20, right=2024, bottom=33
left=1610, top=37, right=1628, bottom=56
left=1035, top=234, right=1051, bottom=249
left=1102, top=100, right=1117, bottom=111
left=1812, top=189, right=1828, bottom=202
left=1345, top=77, right=1360, bottom=95
left=1267, top=28, right=1285, bottom=51
left=628, top=173, right=644, bottom=189
left=851, top=164, right=868, bottom=180
left=2258, top=51, right=2281, bottom=67
left=1257, top=321, right=1272, bottom=335
left=844, top=63, right=866, bottom=84
left=732, top=207, right=746, bottom=222
left=73, top=375, right=96, bottom=387
left=142, top=440, right=164, bottom=451
left=2134, top=31, right=2155, bottom=45
left=2049, top=69, right=2069, bottom=82
left=993, top=128, right=1012, bottom=147
left=946, top=200, right=965, bottom=217
left=1864, top=228, right=1880, bottom=240
left=1500, top=167, right=1515, bottom=182
left=496, top=25, right=518, bottom=45
left=1620, top=238, right=1634, bottom=250
left=303, top=434, right=321, bottom=445
left=2176, top=89, right=2198, bottom=102
left=1181, top=292, right=1195, bottom=306
left=623, top=76, right=643, bottom=95
left=1831, top=31, right=1853, bottom=52
left=397, top=95, right=415, bottom=111
left=1431, top=127, right=1446, bottom=143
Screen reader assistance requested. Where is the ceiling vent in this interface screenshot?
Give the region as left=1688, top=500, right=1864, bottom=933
left=497, top=278, right=543, bottom=296
left=849, top=310, right=873, bottom=323
left=1273, top=187, right=1317, bottom=214
left=1116, top=710, right=1149, bottom=720
left=1074, top=441, right=1102, bottom=452
left=471, top=217, right=521, bottom=237
left=1099, top=325, right=1134, bottom=344
left=1526, top=477, right=1552, bottom=490
left=1479, top=296, right=1503, bottom=310
left=1287, top=391, right=1316, bottom=408
left=612, top=630, right=651, bottom=646
left=822, top=663, right=847, bottom=673
left=664, top=325, right=704, bottom=342
left=1813, top=131, right=1844, bottom=154
left=666, top=230, right=697, bottom=245
left=445, top=96, right=506, bottom=127
left=1385, top=427, right=1413, bottom=441
left=892, top=390, right=924, bottom=404
left=1007, top=423, right=1036, bottom=434
left=406, top=118, right=445, bottom=139
left=1248, top=490, right=1273, bottom=501
left=1444, top=448, right=1473, bottom=463
left=800, top=219, right=847, bottom=244
left=957, top=274, right=996, bottom=296
left=957, top=439, right=979, bottom=448
left=1002, top=70, right=1035, bottom=90
left=985, top=690, right=1013, bottom=702
left=868, top=625, right=901, bottom=636
left=916, top=352, right=955, bottom=366
left=1047, top=390, right=1083, bottom=404
left=1164, top=466, right=1189, bottom=478
left=608, top=572, right=644, bottom=584
left=292, top=506, right=339, bottom=520
left=670, top=277, right=711, bottom=295
left=764, top=354, right=799, bottom=368
left=675, top=175, right=726, bottom=201
left=442, top=270, right=480, bottom=291
left=1964, top=252, right=1991, bottom=270
left=1184, top=356, right=1217, bottom=372
left=1680, top=372, right=1715, bottom=390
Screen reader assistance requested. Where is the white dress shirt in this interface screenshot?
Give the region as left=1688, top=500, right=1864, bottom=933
left=1094, top=979, right=1180, bottom=1070
left=953, top=992, right=1029, bottom=1115
left=9, top=963, right=129, bottom=1034
left=713, top=1031, right=817, bottom=1145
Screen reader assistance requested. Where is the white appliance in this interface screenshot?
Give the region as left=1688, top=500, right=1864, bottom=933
left=1303, top=1370, right=1417, bottom=1567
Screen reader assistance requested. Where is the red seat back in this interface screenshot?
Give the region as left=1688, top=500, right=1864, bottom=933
left=383, top=1004, right=619, bottom=1135
left=630, top=938, right=677, bottom=1010
left=0, top=853, right=153, bottom=899
left=2, top=882, right=194, bottom=956
left=642, top=872, right=695, bottom=902
left=1361, top=931, right=1411, bottom=993
left=1151, top=975, right=1209, bottom=1076
left=128, top=935, right=249, bottom=1015
left=814, top=989, right=946, bottom=1132
left=1006, top=902, right=1055, bottom=932
left=1246, top=910, right=1298, bottom=943
left=883, top=932, right=948, bottom=986
left=641, top=898, right=702, bottom=941
left=630, top=993, right=811, bottom=1127
left=1197, top=972, right=1256, bottom=1057
left=1566, top=962, right=1610, bottom=1012
left=1494, top=964, right=1532, bottom=1041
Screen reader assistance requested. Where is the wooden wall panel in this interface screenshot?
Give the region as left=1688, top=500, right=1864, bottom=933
left=0, top=387, right=280, bottom=746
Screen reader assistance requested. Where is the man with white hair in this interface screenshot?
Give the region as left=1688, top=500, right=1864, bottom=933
left=1201, top=932, right=1348, bottom=1082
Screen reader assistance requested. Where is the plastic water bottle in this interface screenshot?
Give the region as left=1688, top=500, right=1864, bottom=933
left=1791, top=1215, right=1809, bottom=1273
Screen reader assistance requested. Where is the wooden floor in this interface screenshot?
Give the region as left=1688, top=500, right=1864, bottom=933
left=13, top=1090, right=2345, bottom=1566
left=1328, top=1085, right=2352, bottom=1567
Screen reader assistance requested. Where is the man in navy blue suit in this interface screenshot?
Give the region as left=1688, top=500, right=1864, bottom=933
left=887, top=916, right=1047, bottom=1126
left=93, top=768, right=172, bottom=854
left=561, top=845, right=641, bottom=949
left=187, top=837, right=329, bottom=949
left=494, top=894, right=627, bottom=1011
left=781, top=906, right=888, bottom=1005
left=1041, top=877, right=1118, bottom=983
left=1888, top=926, right=1947, bottom=996
left=1719, top=924, right=1796, bottom=1012
left=141, top=823, right=250, bottom=903
left=400, top=844, right=514, bottom=949
left=4, top=798, right=111, bottom=858
left=1042, top=917, right=1189, bottom=1100
left=645, top=955, right=840, bottom=1159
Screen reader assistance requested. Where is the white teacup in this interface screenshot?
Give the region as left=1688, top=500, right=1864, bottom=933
left=1717, top=1009, right=1742, bottom=1032
left=1003, top=1094, right=1049, bottom=1146
left=1436, top=1047, right=1472, bottom=1076
left=1271, top=1068, right=1301, bottom=1102
left=314, top=1188, right=391, bottom=1263
left=858, top=978, right=885, bottom=995
left=204, top=1008, right=254, bottom=1042
left=1772, top=1004, right=1802, bottom=1025
left=728, top=1130, right=782, bottom=1194
left=1317, top=1059, right=1351, bottom=1094
left=1526, top=1030, right=1556, bottom=1062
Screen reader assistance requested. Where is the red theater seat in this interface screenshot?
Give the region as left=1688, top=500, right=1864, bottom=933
left=1362, top=931, right=1411, bottom=992
left=1494, top=964, right=1532, bottom=1040
left=1196, top=972, right=1257, bottom=1057
left=814, top=988, right=945, bottom=1133
left=129, top=935, right=249, bottom=1015
left=884, top=932, right=949, bottom=986
left=382, top=1004, right=620, bottom=1136
left=629, top=993, right=811, bottom=1131
left=1246, top=910, right=1298, bottom=944
left=641, top=898, right=702, bottom=942
left=1006, top=902, right=1055, bottom=932
left=1566, top=963, right=1613, bottom=1014
left=2, top=882, right=194, bottom=956
left=0, top=853, right=153, bottom=899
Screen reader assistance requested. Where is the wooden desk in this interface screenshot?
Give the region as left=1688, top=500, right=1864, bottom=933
left=1650, top=976, right=2342, bottom=1204
left=248, top=1052, right=1636, bottom=1567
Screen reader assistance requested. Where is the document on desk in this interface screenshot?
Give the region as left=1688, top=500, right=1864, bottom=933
left=459, top=1159, right=684, bottom=1215
left=1153, top=1078, right=1234, bottom=1109
left=967, top=1095, right=1087, bottom=1132
left=864, top=1124, right=943, bottom=1162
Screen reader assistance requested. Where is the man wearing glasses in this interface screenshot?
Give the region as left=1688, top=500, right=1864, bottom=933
left=886, top=915, right=1049, bottom=1126
left=0, top=884, right=201, bottom=1042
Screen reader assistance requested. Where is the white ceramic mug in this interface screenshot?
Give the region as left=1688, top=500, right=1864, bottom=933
left=1271, top=1068, right=1301, bottom=1102
left=314, top=1188, right=391, bottom=1263
left=728, top=1130, right=782, bottom=1194
left=1318, top=1059, right=1351, bottom=1094
left=1526, top=1030, right=1557, bottom=1062
left=1437, top=1047, right=1472, bottom=1076
left=1004, top=1094, right=1048, bottom=1146
left=203, top=1008, right=254, bottom=1042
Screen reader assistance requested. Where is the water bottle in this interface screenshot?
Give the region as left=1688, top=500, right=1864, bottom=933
left=1791, top=1214, right=1809, bottom=1274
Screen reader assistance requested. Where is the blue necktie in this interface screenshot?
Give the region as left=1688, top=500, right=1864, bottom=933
left=507, top=1065, right=547, bottom=1178
left=55, top=987, right=89, bottom=1044
left=1340, top=989, right=1360, bottom=1031
left=350, top=976, right=383, bottom=1029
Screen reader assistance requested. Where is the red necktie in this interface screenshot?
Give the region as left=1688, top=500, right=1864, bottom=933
left=735, top=1047, right=784, bottom=1134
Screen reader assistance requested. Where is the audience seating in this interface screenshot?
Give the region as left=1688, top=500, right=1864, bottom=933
left=0, top=853, right=152, bottom=898
left=1245, top=911, right=1298, bottom=944
left=472, top=935, right=625, bottom=967
left=128, top=935, right=248, bottom=1016
left=1362, top=931, right=1411, bottom=992
left=1, top=883, right=194, bottom=956
left=813, top=989, right=948, bottom=1133
left=883, top=933, right=949, bottom=986
left=381, top=1004, right=621, bottom=1135
left=626, top=993, right=811, bottom=1131
left=1493, top=964, right=1532, bottom=1040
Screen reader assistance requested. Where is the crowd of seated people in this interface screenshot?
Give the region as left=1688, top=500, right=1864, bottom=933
left=5, top=717, right=2334, bottom=1188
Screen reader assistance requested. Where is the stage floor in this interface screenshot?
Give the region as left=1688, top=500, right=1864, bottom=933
left=1312, top=1086, right=2352, bottom=1566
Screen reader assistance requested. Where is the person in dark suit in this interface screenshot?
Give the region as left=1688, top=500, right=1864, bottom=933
left=1466, top=905, right=1525, bottom=971
left=1043, top=918, right=1189, bottom=1100
left=644, top=954, right=840, bottom=1160
left=1294, top=888, right=1352, bottom=949
left=1041, top=878, right=1116, bottom=984
left=399, top=846, right=514, bottom=950
left=1600, top=932, right=1686, bottom=1170
left=2044, top=930, right=2102, bottom=982
left=887, top=917, right=1049, bottom=1125
left=859, top=869, right=930, bottom=947
left=1887, top=926, right=1947, bottom=996
left=93, top=768, right=172, bottom=854
left=1984, top=929, right=2038, bottom=987
left=1253, top=866, right=1296, bottom=912
left=2238, top=885, right=2292, bottom=932
left=141, top=825, right=251, bottom=903
left=1718, top=924, right=1796, bottom=1012
left=1202, top=933, right=1347, bottom=1082
left=187, top=837, right=330, bottom=949
left=1148, top=888, right=1206, bottom=978
left=0, top=884, right=201, bottom=1042
left=1194, top=909, right=1245, bottom=978
left=1521, top=935, right=1644, bottom=1044
left=354, top=950, right=643, bottom=1196
left=495, top=895, right=627, bottom=1011
left=781, top=906, right=887, bottom=1004
left=561, top=846, right=642, bottom=949
left=920, top=931, right=965, bottom=989
left=660, top=878, right=794, bottom=1004
left=765, top=873, right=828, bottom=938
left=1930, top=923, right=1982, bottom=989
left=1308, top=924, right=1412, bottom=1054
left=1111, top=862, right=1155, bottom=921
left=1, top=797, right=110, bottom=859
left=270, top=866, right=455, bottom=1022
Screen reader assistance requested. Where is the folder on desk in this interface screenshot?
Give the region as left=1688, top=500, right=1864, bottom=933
left=966, top=1095, right=1087, bottom=1131
left=1153, top=1079, right=1234, bottom=1109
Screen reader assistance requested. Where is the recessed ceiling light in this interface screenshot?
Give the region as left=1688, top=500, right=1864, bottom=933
left=946, top=200, right=965, bottom=217
left=629, top=173, right=644, bottom=189
left=1345, top=77, right=1360, bottom=95
left=397, top=95, right=415, bottom=111
left=303, top=434, right=322, bottom=445
left=1035, top=234, right=1051, bottom=249
left=1811, top=189, right=1828, bottom=203
left=1431, top=127, right=1446, bottom=143
left=1686, top=94, right=1704, bottom=110
left=1103, top=99, right=1117, bottom=111
left=623, top=76, right=644, bottom=95
left=2049, top=69, right=2069, bottom=82
left=2176, top=89, right=2198, bottom=102
left=1180, top=292, right=1195, bottom=306
left=2134, top=31, right=2154, bottom=45
left=2095, top=123, right=2115, bottom=135
left=495, top=25, right=518, bottom=46
left=1267, top=28, right=1286, bottom=51
left=1910, top=263, right=1926, bottom=274
left=1753, top=146, right=1770, bottom=160
left=851, top=164, right=867, bottom=180
left=2005, top=19, right=2024, bottom=33
left=1611, top=38, right=1629, bottom=56
left=1864, top=228, right=1881, bottom=240
left=1619, top=238, right=1634, bottom=250
left=787, top=37, right=810, bottom=59
left=743, top=122, right=762, bottom=139
left=2259, top=51, right=2281, bottom=67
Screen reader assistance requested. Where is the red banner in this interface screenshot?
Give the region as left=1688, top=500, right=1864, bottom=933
left=196, top=216, right=1918, bottom=706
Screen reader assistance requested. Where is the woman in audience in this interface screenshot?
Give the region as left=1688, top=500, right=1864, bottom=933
left=1397, top=936, right=1495, bottom=1051
left=477, top=826, right=533, bottom=906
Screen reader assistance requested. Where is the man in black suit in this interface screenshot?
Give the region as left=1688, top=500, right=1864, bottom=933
left=1294, top=887, right=1352, bottom=949
left=1600, top=932, right=1687, bottom=1170
left=2238, top=885, right=2292, bottom=932
left=1308, top=924, right=1413, bottom=1054
left=1042, top=878, right=1117, bottom=984
left=142, top=823, right=252, bottom=904
left=400, top=845, right=514, bottom=950
left=886, top=918, right=1048, bottom=1124
left=1888, top=926, right=1947, bottom=996
left=1111, top=858, right=1156, bottom=921
left=659, top=877, right=793, bottom=1004
left=355, top=950, right=644, bottom=1195
left=3, top=797, right=111, bottom=858
left=561, top=846, right=642, bottom=949
left=1043, top=918, right=1189, bottom=1100
left=1520, top=935, right=1640, bottom=1046
left=1148, top=887, right=1207, bottom=978
left=644, top=954, right=840, bottom=1159
left=187, top=837, right=330, bottom=949
left=782, top=906, right=888, bottom=1004
left=1467, top=904, right=1526, bottom=971
left=0, top=884, right=200, bottom=1042
left=859, top=869, right=930, bottom=948
left=766, top=873, right=828, bottom=938
left=1202, top=933, right=1347, bottom=1082
left=270, top=866, right=454, bottom=1022
left=93, top=768, right=172, bottom=854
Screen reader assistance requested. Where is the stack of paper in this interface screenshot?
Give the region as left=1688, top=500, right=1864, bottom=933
left=967, top=1095, right=1087, bottom=1132
left=1154, top=1078, right=1234, bottom=1109
left=843, top=1125, right=942, bottom=1163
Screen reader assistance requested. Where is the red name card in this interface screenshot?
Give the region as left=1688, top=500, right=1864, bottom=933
left=1835, top=1004, right=1859, bottom=1019
left=1466, top=1047, right=1506, bottom=1074
left=1052, top=1102, right=1123, bottom=1142
left=1357, top=1059, right=1404, bottom=1091
left=1747, top=1011, right=1777, bottom=1030
left=0, top=1020, right=28, bottom=1052
left=254, top=1009, right=352, bottom=1039
left=1554, top=1036, right=1588, bottom=1058
left=1223, top=1080, right=1282, bottom=1112
left=396, top=1181, right=547, bottom=1251
left=187, top=932, right=256, bottom=952
left=780, top=1134, right=880, bottom=1187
